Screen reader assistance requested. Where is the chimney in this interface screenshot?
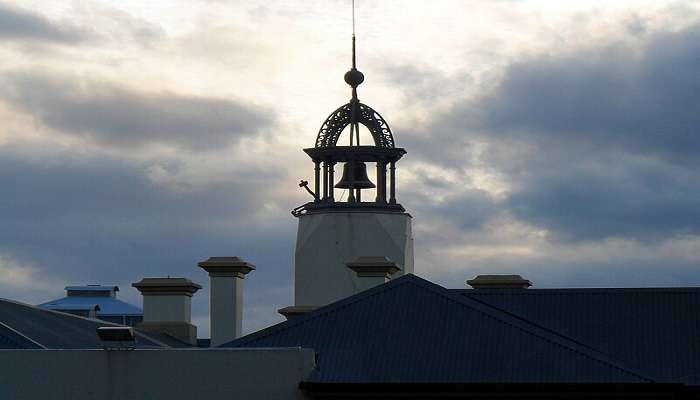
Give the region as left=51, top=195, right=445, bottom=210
left=466, top=274, right=532, bottom=289
left=132, top=277, right=202, bottom=345
left=345, top=256, right=400, bottom=293
left=198, top=256, right=255, bottom=347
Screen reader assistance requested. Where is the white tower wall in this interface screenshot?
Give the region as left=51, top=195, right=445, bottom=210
left=294, top=211, right=413, bottom=306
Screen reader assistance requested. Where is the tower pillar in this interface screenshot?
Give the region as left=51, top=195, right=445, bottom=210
left=314, top=161, right=320, bottom=202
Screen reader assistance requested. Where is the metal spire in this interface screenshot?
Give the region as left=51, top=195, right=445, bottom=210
left=345, top=0, right=364, bottom=145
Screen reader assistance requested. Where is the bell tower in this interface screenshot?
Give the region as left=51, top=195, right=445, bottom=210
left=287, top=34, right=414, bottom=312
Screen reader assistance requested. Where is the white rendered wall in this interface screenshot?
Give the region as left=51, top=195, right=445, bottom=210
left=209, top=276, right=242, bottom=347
left=142, top=295, right=191, bottom=322
left=294, top=211, right=414, bottom=306
left=0, top=348, right=314, bottom=400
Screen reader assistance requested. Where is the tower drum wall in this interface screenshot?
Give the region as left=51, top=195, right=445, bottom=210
left=294, top=211, right=413, bottom=307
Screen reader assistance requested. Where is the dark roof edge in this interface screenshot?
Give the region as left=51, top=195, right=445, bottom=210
left=299, top=382, right=693, bottom=396
left=453, top=287, right=700, bottom=294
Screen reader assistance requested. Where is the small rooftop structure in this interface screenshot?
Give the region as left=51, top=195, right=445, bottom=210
left=38, top=284, right=142, bottom=326
left=466, top=274, right=532, bottom=289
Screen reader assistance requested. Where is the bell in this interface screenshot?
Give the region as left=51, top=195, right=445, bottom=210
left=335, top=161, right=375, bottom=189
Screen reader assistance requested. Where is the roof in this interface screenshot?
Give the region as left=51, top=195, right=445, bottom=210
left=457, top=287, right=700, bottom=385
left=44, top=304, right=100, bottom=311
left=38, top=296, right=142, bottom=316
left=225, top=274, right=650, bottom=384
left=0, top=298, right=164, bottom=349
left=65, top=285, right=118, bottom=292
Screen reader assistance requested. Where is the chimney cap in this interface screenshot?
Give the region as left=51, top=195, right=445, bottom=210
left=198, top=256, right=256, bottom=276
left=132, top=277, right=202, bottom=296
left=345, top=256, right=400, bottom=276
left=278, top=305, right=318, bottom=320
left=466, top=274, right=532, bottom=289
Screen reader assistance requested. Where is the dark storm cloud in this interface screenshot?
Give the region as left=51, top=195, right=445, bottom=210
left=476, top=26, right=700, bottom=163
left=0, top=71, right=273, bottom=151
left=0, top=3, right=88, bottom=42
left=401, top=176, right=499, bottom=232
left=505, top=155, right=700, bottom=242
left=0, top=143, right=292, bottom=332
left=403, top=23, right=700, bottom=243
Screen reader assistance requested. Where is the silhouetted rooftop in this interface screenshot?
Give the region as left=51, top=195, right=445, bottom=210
left=224, top=274, right=655, bottom=384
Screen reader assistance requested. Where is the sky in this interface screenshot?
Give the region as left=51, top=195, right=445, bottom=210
left=1, top=0, right=700, bottom=335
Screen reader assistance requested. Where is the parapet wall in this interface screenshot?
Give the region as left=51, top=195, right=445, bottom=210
left=0, top=347, right=315, bottom=400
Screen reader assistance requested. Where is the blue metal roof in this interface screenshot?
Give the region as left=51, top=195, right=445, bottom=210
left=225, top=274, right=650, bottom=384
left=64, top=285, right=118, bottom=292
left=458, top=287, right=700, bottom=385
left=39, top=296, right=141, bottom=316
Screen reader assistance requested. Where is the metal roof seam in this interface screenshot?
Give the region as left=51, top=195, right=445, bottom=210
left=0, top=320, right=47, bottom=349
left=459, top=292, right=653, bottom=382
left=403, top=283, right=655, bottom=382
left=461, top=293, right=611, bottom=354
left=228, top=280, right=411, bottom=347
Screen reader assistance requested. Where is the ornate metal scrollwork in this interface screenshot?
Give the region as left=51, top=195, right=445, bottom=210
left=315, top=102, right=395, bottom=148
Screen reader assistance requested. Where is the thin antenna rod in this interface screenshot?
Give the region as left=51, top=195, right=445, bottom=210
left=351, top=0, right=356, bottom=69
left=352, top=0, right=356, bottom=36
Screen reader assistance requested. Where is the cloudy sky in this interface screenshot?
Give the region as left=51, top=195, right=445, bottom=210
left=1, top=0, right=700, bottom=334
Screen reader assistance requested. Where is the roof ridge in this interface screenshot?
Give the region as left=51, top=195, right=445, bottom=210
left=225, top=274, right=426, bottom=347
left=0, top=320, right=46, bottom=349
left=460, top=292, right=606, bottom=353
left=425, top=286, right=654, bottom=382
left=454, top=291, right=653, bottom=382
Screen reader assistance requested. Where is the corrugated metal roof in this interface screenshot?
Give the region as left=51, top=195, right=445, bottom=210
left=458, top=287, right=700, bottom=385
left=0, top=298, right=162, bottom=349
left=0, top=322, right=42, bottom=349
left=225, top=275, right=650, bottom=384
left=38, top=296, right=142, bottom=316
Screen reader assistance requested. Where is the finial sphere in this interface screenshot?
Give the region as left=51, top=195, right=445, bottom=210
left=344, top=68, right=364, bottom=88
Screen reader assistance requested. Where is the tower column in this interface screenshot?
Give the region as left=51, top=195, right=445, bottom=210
left=328, top=162, right=335, bottom=202
left=314, top=161, right=320, bottom=202
left=375, top=161, right=386, bottom=203
left=322, top=162, right=329, bottom=200
left=347, top=161, right=356, bottom=203
left=389, top=161, right=396, bottom=204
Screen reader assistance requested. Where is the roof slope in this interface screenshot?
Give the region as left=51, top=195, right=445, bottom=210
left=225, top=275, right=650, bottom=384
left=0, top=322, right=42, bottom=349
left=0, top=298, right=162, bottom=349
left=38, top=296, right=142, bottom=316
left=459, top=288, right=700, bottom=385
